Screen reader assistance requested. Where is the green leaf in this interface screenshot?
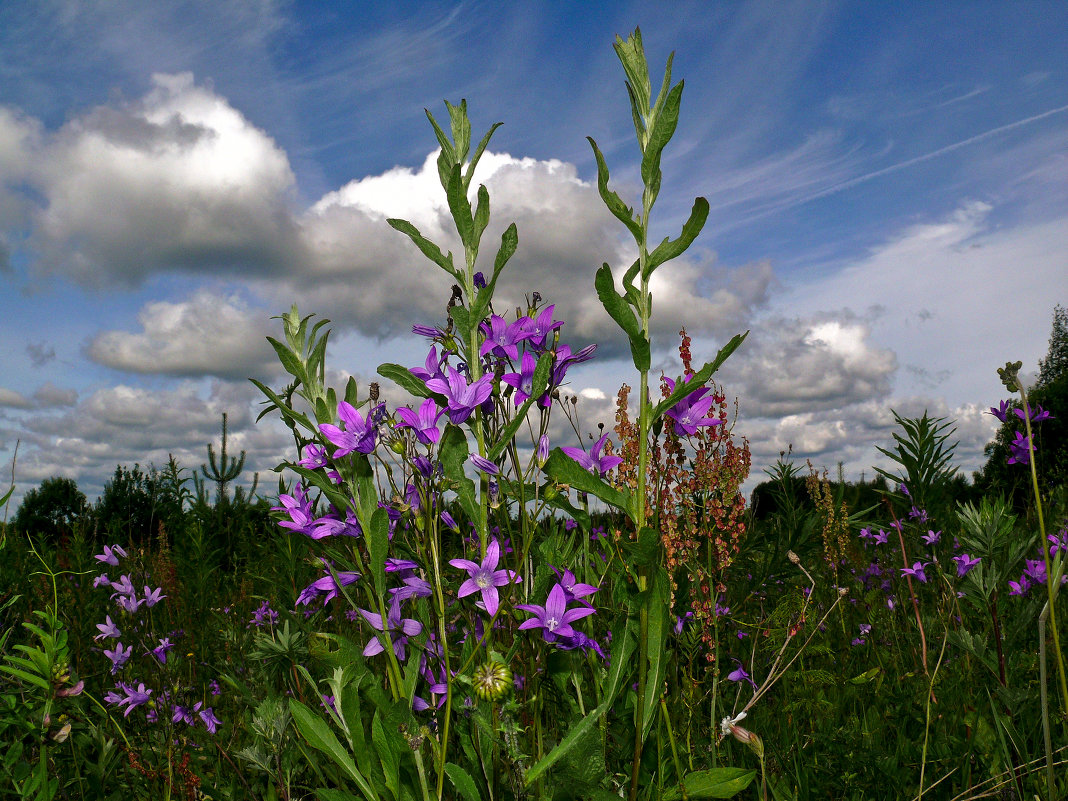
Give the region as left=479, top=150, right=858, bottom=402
left=386, top=218, right=456, bottom=279
left=595, top=264, right=649, bottom=371
left=316, top=790, right=363, bottom=801
left=641, top=566, right=671, bottom=741
left=471, top=184, right=490, bottom=251
left=661, top=768, right=757, bottom=799
left=542, top=448, right=632, bottom=521
left=613, top=28, right=652, bottom=124
left=444, top=764, right=481, bottom=801
left=587, top=137, right=643, bottom=242
left=377, top=364, right=433, bottom=400
left=267, top=336, right=307, bottom=382
left=640, top=79, right=684, bottom=187
left=439, top=424, right=479, bottom=525
left=652, top=331, right=748, bottom=422
left=470, top=223, right=518, bottom=323
left=289, top=699, right=380, bottom=801
left=368, top=507, right=389, bottom=598
left=445, top=99, right=471, bottom=164
left=464, top=122, right=504, bottom=191
left=0, top=665, right=50, bottom=690
left=450, top=305, right=471, bottom=344
left=645, top=197, right=709, bottom=277
left=446, top=164, right=474, bottom=247
left=372, top=712, right=399, bottom=799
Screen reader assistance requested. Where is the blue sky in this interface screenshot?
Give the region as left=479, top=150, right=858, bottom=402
left=1, top=0, right=1066, bottom=506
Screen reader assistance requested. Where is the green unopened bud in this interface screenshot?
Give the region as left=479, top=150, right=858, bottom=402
left=389, top=439, right=406, bottom=455
left=998, top=360, right=1023, bottom=392
left=472, top=660, right=512, bottom=700
left=543, top=483, right=559, bottom=501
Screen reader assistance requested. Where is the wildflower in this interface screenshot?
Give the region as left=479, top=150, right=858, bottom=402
left=726, top=659, right=758, bottom=690
left=859, top=623, right=872, bottom=636
left=251, top=600, right=279, bottom=627
left=172, top=705, right=193, bottom=725
left=469, top=454, right=500, bottom=475
left=921, top=529, right=941, bottom=546
left=899, top=483, right=910, bottom=497
left=425, top=366, right=494, bottom=424
left=118, top=682, right=152, bottom=717
left=273, top=483, right=316, bottom=536
left=450, top=539, right=520, bottom=617
left=143, top=586, right=166, bottom=607
left=523, top=304, right=564, bottom=350
left=988, top=400, right=1011, bottom=422
left=473, top=271, right=487, bottom=289
left=501, top=351, right=539, bottom=405
left=909, top=507, right=929, bottom=523
left=93, top=573, right=111, bottom=588
left=479, top=314, right=532, bottom=360
left=1007, top=431, right=1033, bottom=465
left=872, top=530, right=888, bottom=546
left=537, top=434, right=550, bottom=467
left=359, top=600, right=422, bottom=661
left=104, top=642, right=132, bottom=673
left=56, top=680, right=84, bottom=698
left=209, top=680, right=221, bottom=696
left=296, top=568, right=362, bottom=606
left=1023, top=559, right=1047, bottom=584
left=1008, top=576, right=1030, bottom=596
left=110, top=574, right=135, bottom=597
left=1049, top=531, right=1068, bottom=556
left=412, top=323, right=448, bottom=340
left=549, top=343, right=597, bottom=392
left=851, top=637, right=866, bottom=646
left=390, top=575, right=433, bottom=602
left=953, top=553, right=981, bottom=577
left=395, top=397, right=446, bottom=445
left=662, top=376, right=722, bottom=436
left=94, top=544, right=127, bottom=566
left=674, top=612, right=694, bottom=634
left=859, top=527, right=873, bottom=541
left=94, top=615, right=121, bottom=641
left=900, top=562, right=929, bottom=583
left=410, top=346, right=448, bottom=384
left=552, top=566, right=598, bottom=603
left=198, top=706, right=221, bottom=734
left=561, top=432, right=624, bottom=477
left=151, top=638, right=175, bottom=664
left=1015, top=404, right=1053, bottom=423
left=320, top=401, right=379, bottom=457
left=516, top=583, right=596, bottom=643
left=116, top=594, right=144, bottom=614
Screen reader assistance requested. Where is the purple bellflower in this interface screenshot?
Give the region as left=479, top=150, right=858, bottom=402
left=198, top=705, right=222, bottom=734
left=104, top=642, right=132, bottom=674
left=1008, top=432, right=1033, bottom=465
left=953, top=553, right=981, bottom=577
left=900, top=562, right=929, bottom=583
left=359, top=600, right=422, bottom=661
left=1016, top=404, right=1053, bottom=423
left=152, top=638, right=175, bottom=664
left=395, top=398, right=445, bottom=445
left=516, top=583, right=596, bottom=643
left=561, top=432, right=624, bottom=478
left=273, top=483, right=316, bottom=537
left=501, top=351, right=538, bottom=405
left=296, top=568, right=362, bottom=606
left=662, top=376, right=722, bottom=436
left=425, top=366, right=494, bottom=424
left=727, top=659, right=758, bottom=690
left=921, top=530, right=941, bottom=546
left=552, top=566, right=599, bottom=604
left=320, top=401, right=378, bottom=457
left=410, top=346, right=448, bottom=384
left=523, top=305, right=564, bottom=350
left=988, top=400, right=1011, bottom=422
left=480, top=315, right=532, bottom=360
left=143, top=586, right=166, bottom=607
left=95, top=544, right=127, bottom=566
left=118, top=682, right=153, bottom=717
left=549, top=343, right=597, bottom=392
left=450, top=538, right=520, bottom=617
left=95, top=615, right=121, bottom=641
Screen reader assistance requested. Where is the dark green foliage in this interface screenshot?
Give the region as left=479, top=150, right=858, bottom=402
left=12, top=476, right=87, bottom=543
left=94, top=463, right=163, bottom=545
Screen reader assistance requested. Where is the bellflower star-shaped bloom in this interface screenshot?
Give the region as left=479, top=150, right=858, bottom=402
left=988, top=400, right=1012, bottom=422
left=501, top=351, right=538, bottom=405
left=921, top=530, right=941, bottom=546
left=104, top=642, right=132, bottom=674
left=198, top=705, right=222, bottom=734
left=516, top=583, right=596, bottom=643
left=953, top=553, right=981, bottom=577
left=900, top=562, right=929, bottom=583
left=551, top=566, right=599, bottom=603
left=320, top=401, right=378, bottom=457
left=662, top=376, right=722, bottom=436
left=561, top=432, right=624, bottom=477
left=450, top=538, right=520, bottom=617
left=94, top=544, right=127, bottom=566
left=727, top=659, right=758, bottom=690
left=1008, top=431, right=1033, bottom=465
left=479, top=315, right=532, bottom=360
left=395, top=398, right=446, bottom=444
left=143, top=586, right=166, bottom=607
left=410, top=346, right=448, bottom=384
left=273, top=483, right=316, bottom=537
left=425, top=366, right=494, bottom=424
left=118, top=682, right=153, bottom=717
left=94, top=615, right=121, bottom=641
left=523, top=305, right=565, bottom=350
left=152, top=638, right=175, bottom=664
left=296, top=568, right=362, bottom=606
left=359, top=600, right=422, bottom=661
left=549, top=343, right=597, bottom=391
left=1016, top=404, right=1053, bottom=423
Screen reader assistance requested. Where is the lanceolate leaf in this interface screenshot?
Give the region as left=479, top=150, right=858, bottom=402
left=542, top=449, right=632, bottom=521
left=386, top=218, right=456, bottom=278
left=661, top=769, right=757, bottom=800
left=368, top=507, right=388, bottom=598
left=587, top=137, right=643, bottom=242
left=444, top=764, right=482, bottom=801
left=651, top=331, right=748, bottom=422
left=289, top=699, right=381, bottom=801
left=440, top=424, right=479, bottom=526
left=470, top=223, right=518, bottom=323
left=377, top=364, right=433, bottom=400
left=464, top=121, right=504, bottom=191
left=266, top=336, right=307, bottom=383
left=595, top=264, right=650, bottom=372
left=640, top=79, right=684, bottom=187
left=446, top=164, right=474, bottom=247
left=641, top=566, right=672, bottom=741
left=645, top=197, right=709, bottom=277
left=472, top=184, right=491, bottom=252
